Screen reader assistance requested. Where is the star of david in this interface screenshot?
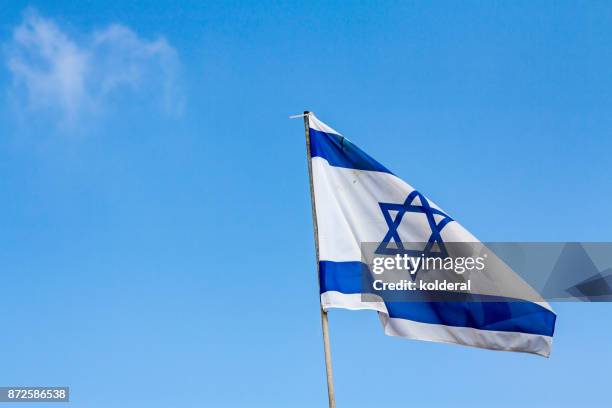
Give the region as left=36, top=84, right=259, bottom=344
left=375, top=191, right=454, bottom=263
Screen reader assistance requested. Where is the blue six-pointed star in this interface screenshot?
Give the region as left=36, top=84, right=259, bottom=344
left=375, top=191, right=454, bottom=262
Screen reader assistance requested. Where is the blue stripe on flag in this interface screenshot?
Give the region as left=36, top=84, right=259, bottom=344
left=319, top=260, right=365, bottom=294
left=309, top=128, right=393, bottom=174
left=319, top=260, right=556, bottom=337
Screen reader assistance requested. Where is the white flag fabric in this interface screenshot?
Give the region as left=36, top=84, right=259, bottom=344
left=308, top=113, right=556, bottom=357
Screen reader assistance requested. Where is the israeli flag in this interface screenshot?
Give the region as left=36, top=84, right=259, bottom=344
left=308, top=114, right=556, bottom=357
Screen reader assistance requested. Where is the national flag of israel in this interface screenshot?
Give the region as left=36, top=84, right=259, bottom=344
left=307, top=113, right=556, bottom=357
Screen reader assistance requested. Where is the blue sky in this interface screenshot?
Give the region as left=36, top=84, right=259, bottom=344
left=1, top=1, right=611, bottom=407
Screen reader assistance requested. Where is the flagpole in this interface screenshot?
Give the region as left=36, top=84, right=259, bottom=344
left=303, top=111, right=336, bottom=408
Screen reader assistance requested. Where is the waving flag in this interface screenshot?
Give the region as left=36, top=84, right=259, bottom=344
left=307, top=113, right=556, bottom=357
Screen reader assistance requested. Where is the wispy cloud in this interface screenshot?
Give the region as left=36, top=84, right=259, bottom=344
left=5, top=10, right=183, bottom=128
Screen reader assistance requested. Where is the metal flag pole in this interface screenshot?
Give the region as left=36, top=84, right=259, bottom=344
left=302, top=110, right=336, bottom=408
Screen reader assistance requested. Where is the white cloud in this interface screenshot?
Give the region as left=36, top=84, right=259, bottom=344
left=5, top=10, right=183, bottom=127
